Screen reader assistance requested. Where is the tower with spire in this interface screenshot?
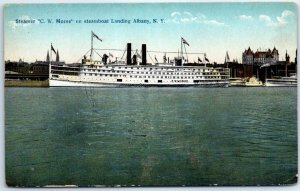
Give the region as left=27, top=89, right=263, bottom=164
left=46, top=51, right=50, bottom=62
left=285, top=50, right=290, bottom=63
left=56, top=49, right=60, bottom=62
left=272, top=46, right=279, bottom=61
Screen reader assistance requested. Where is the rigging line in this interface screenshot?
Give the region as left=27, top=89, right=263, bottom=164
left=75, top=49, right=91, bottom=63
left=94, top=48, right=126, bottom=51
left=147, top=51, right=155, bottom=64
left=93, top=49, right=103, bottom=59
left=94, top=48, right=206, bottom=55
left=120, top=45, right=127, bottom=60
left=147, top=50, right=205, bottom=54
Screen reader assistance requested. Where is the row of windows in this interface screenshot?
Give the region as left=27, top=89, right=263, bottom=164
left=113, top=66, right=196, bottom=71
left=52, top=71, right=79, bottom=76
left=60, top=75, right=227, bottom=82
left=83, top=73, right=221, bottom=79
left=244, top=57, right=278, bottom=61
left=84, top=66, right=215, bottom=73
left=83, top=69, right=207, bottom=73
left=88, top=64, right=207, bottom=72
left=82, top=70, right=219, bottom=76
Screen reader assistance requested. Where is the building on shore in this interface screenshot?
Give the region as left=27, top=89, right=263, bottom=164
left=242, top=46, right=279, bottom=65
left=31, top=61, right=49, bottom=74
left=226, top=48, right=296, bottom=82
left=5, top=50, right=65, bottom=80
left=5, top=59, right=30, bottom=74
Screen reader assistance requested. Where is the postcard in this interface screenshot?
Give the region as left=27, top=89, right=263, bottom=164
left=4, top=2, right=298, bottom=187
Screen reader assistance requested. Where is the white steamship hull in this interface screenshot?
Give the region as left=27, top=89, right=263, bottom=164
left=265, top=81, right=297, bottom=87
left=49, top=78, right=229, bottom=87
left=265, top=76, right=297, bottom=87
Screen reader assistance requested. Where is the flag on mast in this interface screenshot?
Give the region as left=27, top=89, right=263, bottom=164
left=92, top=31, right=102, bottom=41
left=51, top=44, right=56, bottom=54
left=163, top=53, right=167, bottom=62
left=205, top=57, right=209, bottom=62
left=226, top=51, right=230, bottom=61
left=155, top=56, right=158, bottom=62
left=198, top=57, right=202, bottom=62
left=181, top=37, right=190, bottom=46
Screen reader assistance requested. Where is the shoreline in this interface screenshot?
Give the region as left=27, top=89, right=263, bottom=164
left=5, top=80, right=49, bottom=87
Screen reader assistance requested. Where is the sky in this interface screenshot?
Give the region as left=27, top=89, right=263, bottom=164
left=3, top=2, right=298, bottom=64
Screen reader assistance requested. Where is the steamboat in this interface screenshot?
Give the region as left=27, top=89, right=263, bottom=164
left=49, top=32, right=230, bottom=87
left=265, top=74, right=297, bottom=87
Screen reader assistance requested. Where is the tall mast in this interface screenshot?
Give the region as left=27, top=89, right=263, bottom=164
left=204, top=53, right=206, bottom=68
left=49, top=44, right=52, bottom=80
left=90, top=31, right=94, bottom=60
left=184, top=45, right=188, bottom=63
left=181, top=38, right=183, bottom=62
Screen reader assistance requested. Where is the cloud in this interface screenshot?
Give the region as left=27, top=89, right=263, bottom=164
left=9, top=15, right=39, bottom=31
left=239, top=15, right=253, bottom=21
left=276, top=10, right=294, bottom=26
left=169, top=11, right=197, bottom=23
left=203, top=20, right=227, bottom=27
left=259, top=10, right=295, bottom=27
left=259, top=15, right=274, bottom=26
left=171, top=11, right=181, bottom=18
left=168, top=11, right=228, bottom=27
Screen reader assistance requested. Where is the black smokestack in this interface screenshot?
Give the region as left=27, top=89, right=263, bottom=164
left=142, top=44, right=146, bottom=65
left=127, top=43, right=131, bottom=65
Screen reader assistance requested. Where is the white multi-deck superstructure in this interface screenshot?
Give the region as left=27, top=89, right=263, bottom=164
left=50, top=62, right=229, bottom=87
left=49, top=33, right=230, bottom=87
left=265, top=74, right=297, bottom=87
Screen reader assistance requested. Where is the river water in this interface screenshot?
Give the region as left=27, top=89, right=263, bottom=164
left=5, top=87, right=297, bottom=186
